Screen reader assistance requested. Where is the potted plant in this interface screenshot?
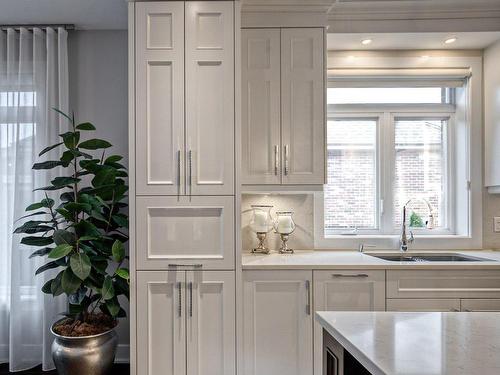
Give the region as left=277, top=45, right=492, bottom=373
left=15, top=109, right=129, bottom=375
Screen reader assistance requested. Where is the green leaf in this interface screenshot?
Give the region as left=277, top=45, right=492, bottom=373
left=62, top=268, right=81, bottom=294
left=35, top=261, right=59, bottom=275
left=115, top=268, right=129, bottom=280
left=32, top=160, right=63, bottom=170
left=51, top=176, right=80, bottom=188
left=29, top=247, right=53, bottom=258
left=60, top=150, right=75, bottom=166
left=69, top=286, right=88, bottom=304
left=70, top=253, right=91, bottom=280
left=17, top=211, right=47, bottom=221
left=42, top=279, right=53, bottom=294
left=101, top=276, right=115, bottom=300
left=79, top=139, right=112, bottom=150
left=21, top=236, right=53, bottom=246
left=25, top=202, right=44, bottom=211
left=53, top=108, right=73, bottom=123
left=79, top=236, right=98, bottom=242
left=76, top=122, right=96, bottom=131
left=39, top=142, right=63, bottom=157
left=112, top=214, right=128, bottom=228
left=64, top=202, right=92, bottom=214
left=92, top=168, right=116, bottom=187
left=60, top=131, right=80, bottom=149
left=112, top=240, right=125, bottom=263
left=105, top=297, right=120, bottom=317
left=74, top=220, right=101, bottom=238
left=53, top=229, right=77, bottom=246
left=51, top=271, right=64, bottom=296
left=105, top=155, right=123, bottom=164
left=48, top=243, right=73, bottom=259
left=41, top=198, right=55, bottom=208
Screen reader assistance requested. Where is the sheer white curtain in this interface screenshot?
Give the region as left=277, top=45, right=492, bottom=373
left=0, top=27, right=68, bottom=372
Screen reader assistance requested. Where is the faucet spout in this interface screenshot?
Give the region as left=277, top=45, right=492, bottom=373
left=400, top=198, right=434, bottom=252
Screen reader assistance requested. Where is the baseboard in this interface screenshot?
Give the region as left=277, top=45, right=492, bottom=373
left=115, top=344, right=130, bottom=363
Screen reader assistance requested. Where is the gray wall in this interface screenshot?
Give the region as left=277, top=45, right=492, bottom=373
left=68, top=29, right=129, bottom=362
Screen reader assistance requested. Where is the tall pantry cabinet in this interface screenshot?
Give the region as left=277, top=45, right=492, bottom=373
left=129, top=2, right=238, bottom=374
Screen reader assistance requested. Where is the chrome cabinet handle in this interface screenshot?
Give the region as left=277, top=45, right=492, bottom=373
left=188, top=150, right=192, bottom=196
left=177, top=282, right=182, bottom=317
left=332, top=273, right=369, bottom=278
left=274, top=145, right=279, bottom=175
left=305, top=280, right=311, bottom=315
left=189, top=281, right=193, bottom=318
left=284, top=144, right=289, bottom=176
left=177, top=149, right=181, bottom=197
left=168, top=264, right=203, bottom=268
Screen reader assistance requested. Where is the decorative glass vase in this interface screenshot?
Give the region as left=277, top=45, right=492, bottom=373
left=250, top=205, right=274, bottom=254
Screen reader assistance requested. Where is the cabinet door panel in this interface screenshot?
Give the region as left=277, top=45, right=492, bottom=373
left=187, top=271, right=235, bottom=375
left=136, top=2, right=184, bottom=195
left=387, top=299, right=460, bottom=312
left=242, top=270, right=313, bottom=375
left=241, top=28, right=281, bottom=184
left=137, top=271, right=185, bottom=375
left=136, top=196, right=235, bottom=270
left=313, top=270, right=385, bottom=375
left=185, top=1, right=234, bottom=195
left=281, top=28, right=325, bottom=184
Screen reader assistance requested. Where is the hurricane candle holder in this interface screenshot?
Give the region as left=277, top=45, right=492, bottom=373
left=249, top=205, right=274, bottom=254
left=274, top=211, right=296, bottom=254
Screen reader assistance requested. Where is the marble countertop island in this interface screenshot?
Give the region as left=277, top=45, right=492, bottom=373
left=316, top=311, right=500, bottom=375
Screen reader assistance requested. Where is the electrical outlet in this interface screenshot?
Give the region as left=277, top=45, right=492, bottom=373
left=494, top=217, right=500, bottom=232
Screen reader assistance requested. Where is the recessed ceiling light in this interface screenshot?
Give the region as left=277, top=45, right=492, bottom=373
left=444, top=37, right=457, bottom=44
left=361, top=38, right=372, bottom=45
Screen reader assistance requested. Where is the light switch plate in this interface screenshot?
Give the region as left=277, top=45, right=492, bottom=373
left=494, top=217, right=500, bottom=232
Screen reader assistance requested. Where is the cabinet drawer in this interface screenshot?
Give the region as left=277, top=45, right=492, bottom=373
left=136, top=196, right=234, bottom=270
left=387, top=270, right=500, bottom=298
left=461, top=299, right=500, bottom=312
left=387, top=298, right=460, bottom=312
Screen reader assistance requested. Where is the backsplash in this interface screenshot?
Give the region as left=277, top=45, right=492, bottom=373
left=241, top=194, right=314, bottom=252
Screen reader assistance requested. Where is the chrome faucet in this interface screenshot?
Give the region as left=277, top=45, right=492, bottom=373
left=400, top=198, right=435, bottom=252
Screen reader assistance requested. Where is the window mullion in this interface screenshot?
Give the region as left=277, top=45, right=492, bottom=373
left=381, top=112, right=395, bottom=235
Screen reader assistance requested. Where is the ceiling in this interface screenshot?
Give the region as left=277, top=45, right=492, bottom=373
left=328, top=31, right=500, bottom=50
left=0, top=0, right=127, bottom=30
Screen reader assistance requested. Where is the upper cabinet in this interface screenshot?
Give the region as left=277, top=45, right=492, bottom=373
left=136, top=1, right=234, bottom=196
left=241, top=27, right=325, bottom=185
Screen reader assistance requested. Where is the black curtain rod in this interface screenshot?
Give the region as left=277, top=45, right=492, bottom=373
left=0, top=24, right=75, bottom=31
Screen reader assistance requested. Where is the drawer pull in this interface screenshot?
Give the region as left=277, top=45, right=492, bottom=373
left=332, top=273, right=369, bottom=278
left=189, top=281, right=193, bottom=318
left=177, top=282, right=182, bottom=317
left=305, top=280, right=311, bottom=315
left=168, top=264, right=203, bottom=268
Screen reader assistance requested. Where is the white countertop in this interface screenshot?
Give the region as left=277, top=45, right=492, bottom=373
left=242, top=250, right=500, bottom=269
left=316, top=311, right=500, bottom=375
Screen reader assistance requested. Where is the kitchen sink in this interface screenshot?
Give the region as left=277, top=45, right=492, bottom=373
left=367, top=253, right=492, bottom=262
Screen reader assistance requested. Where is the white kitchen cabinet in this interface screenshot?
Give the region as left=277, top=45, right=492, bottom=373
left=135, top=1, right=185, bottom=196
left=185, top=1, right=235, bottom=195
left=137, top=271, right=235, bottom=375
left=281, top=28, right=325, bottom=185
left=136, top=195, right=234, bottom=270
left=242, top=270, right=313, bottom=375
left=386, top=299, right=461, bottom=312
left=136, top=1, right=234, bottom=196
left=187, top=271, right=236, bottom=375
left=241, top=28, right=281, bottom=184
left=137, top=271, right=186, bottom=375
left=241, top=27, right=325, bottom=185
left=461, top=299, right=500, bottom=312
left=313, top=270, right=385, bottom=375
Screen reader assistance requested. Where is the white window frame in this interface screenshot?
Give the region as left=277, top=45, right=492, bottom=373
left=315, top=53, right=483, bottom=250
left=325, top=105, right=455, bottom=236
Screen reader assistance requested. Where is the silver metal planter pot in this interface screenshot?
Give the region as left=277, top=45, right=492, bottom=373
left=51, top=321, right=118, bottom=375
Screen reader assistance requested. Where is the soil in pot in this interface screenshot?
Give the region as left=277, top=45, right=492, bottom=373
left=53, top=313, right=117, bottom=337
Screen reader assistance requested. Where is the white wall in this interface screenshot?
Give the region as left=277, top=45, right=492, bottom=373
left=68, top=29, right=129, bottom=362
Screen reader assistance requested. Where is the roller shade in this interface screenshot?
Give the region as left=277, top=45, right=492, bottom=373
left=327, top=68, right=471, bottom=88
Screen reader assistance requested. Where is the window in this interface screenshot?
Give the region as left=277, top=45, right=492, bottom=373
left=323, top=86, right=456, bottom=237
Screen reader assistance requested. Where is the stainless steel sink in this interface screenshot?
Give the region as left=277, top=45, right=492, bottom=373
left=367, top=253, right=491, bottom=262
